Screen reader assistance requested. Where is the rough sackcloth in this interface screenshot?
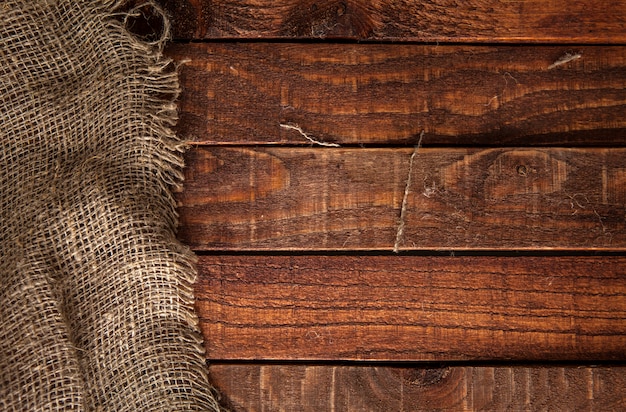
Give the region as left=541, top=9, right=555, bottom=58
left=0, top=1, right=222, bottom=410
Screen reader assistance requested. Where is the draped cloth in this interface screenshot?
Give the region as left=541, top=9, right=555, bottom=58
left=0, top=1, right=222, bottom=410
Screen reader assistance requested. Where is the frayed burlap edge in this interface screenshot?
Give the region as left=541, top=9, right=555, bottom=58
left=0, top=1, right=224, bottom=410
left=107, top=3, right=226, bottom=410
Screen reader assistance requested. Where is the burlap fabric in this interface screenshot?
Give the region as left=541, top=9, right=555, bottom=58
left=1, top=1, right=222, bottom=410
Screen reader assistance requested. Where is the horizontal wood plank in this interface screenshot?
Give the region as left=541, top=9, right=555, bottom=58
left=209, top=364, right=626, bottom=411
left=159, top=0, right=626, bottom=43
left=178, top=147, right=626, bottom=251
left=167, top=43, right=626, bottom=146
left=196, top=255, right=626, bottom=360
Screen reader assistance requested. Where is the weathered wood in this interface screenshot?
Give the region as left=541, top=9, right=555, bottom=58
left=158, top=0, right=626, bottom=43
left=166, top=43, right=626, bottom=146
left=178, top=147, right=626, bottom=251
left=209, top=364, right=626, bottom=411
left=196, top=255, right=626, bottom=360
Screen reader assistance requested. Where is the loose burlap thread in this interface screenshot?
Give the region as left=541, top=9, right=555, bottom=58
left=1, top=1, right=222, bottom=410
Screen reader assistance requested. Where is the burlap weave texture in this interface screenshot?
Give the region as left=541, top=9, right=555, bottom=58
left=1, top=1, right=221, bottom=410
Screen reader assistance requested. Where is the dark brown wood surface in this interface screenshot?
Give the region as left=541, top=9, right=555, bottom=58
left=209, top=364, right=626, bottom=411
left=196, top=255, right=626, bottom=360
left=169, top=43, right=626, bottom=146
left=167, top=43, right=626, bottom=146
left=158, top=0, right=626, bottom=43
left=178, top=147, right=626, bottom=251
left=156, top=2, right=626, bottom=408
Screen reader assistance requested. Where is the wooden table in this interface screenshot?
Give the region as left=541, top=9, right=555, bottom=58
left=154, top=0, right=626, bottom=409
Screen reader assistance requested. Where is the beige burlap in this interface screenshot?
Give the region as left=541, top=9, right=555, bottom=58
left=0, top=1, right=222, bottom=410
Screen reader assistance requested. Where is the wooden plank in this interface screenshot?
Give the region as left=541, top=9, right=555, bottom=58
left=209, top=364, right=626, bottom=411
left=167, top=43, right=626, bottom=146
left=178, top=147, right=626, bottom=251
left=195, top=255, right=626, bottom=360
left=158, top=0, right=626, bottom=43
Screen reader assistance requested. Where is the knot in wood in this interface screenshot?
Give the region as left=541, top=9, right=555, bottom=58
left=398, top=367, right=451, bottom=387
left=281, top=1, right=374, bottom=39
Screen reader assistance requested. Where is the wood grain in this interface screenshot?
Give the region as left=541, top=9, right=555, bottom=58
left=158, top=0, right=626, bottom=43
left=196, top=255, right=626, bottom=361
left=166, top=43, right=626, bottom=146
left=178, top=147, right=626, bottom=251
left=209, top=364, right=626, bottom=411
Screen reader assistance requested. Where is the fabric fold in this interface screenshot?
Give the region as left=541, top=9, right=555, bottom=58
left=1, top=1, right=222, bottom=410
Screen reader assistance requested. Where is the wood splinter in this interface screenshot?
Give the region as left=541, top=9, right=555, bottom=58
left=548, top=52, right=582, bottom=69
left=280, top=123, right=341, bottom=147
left=393, top=130, right=425, bottom=253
